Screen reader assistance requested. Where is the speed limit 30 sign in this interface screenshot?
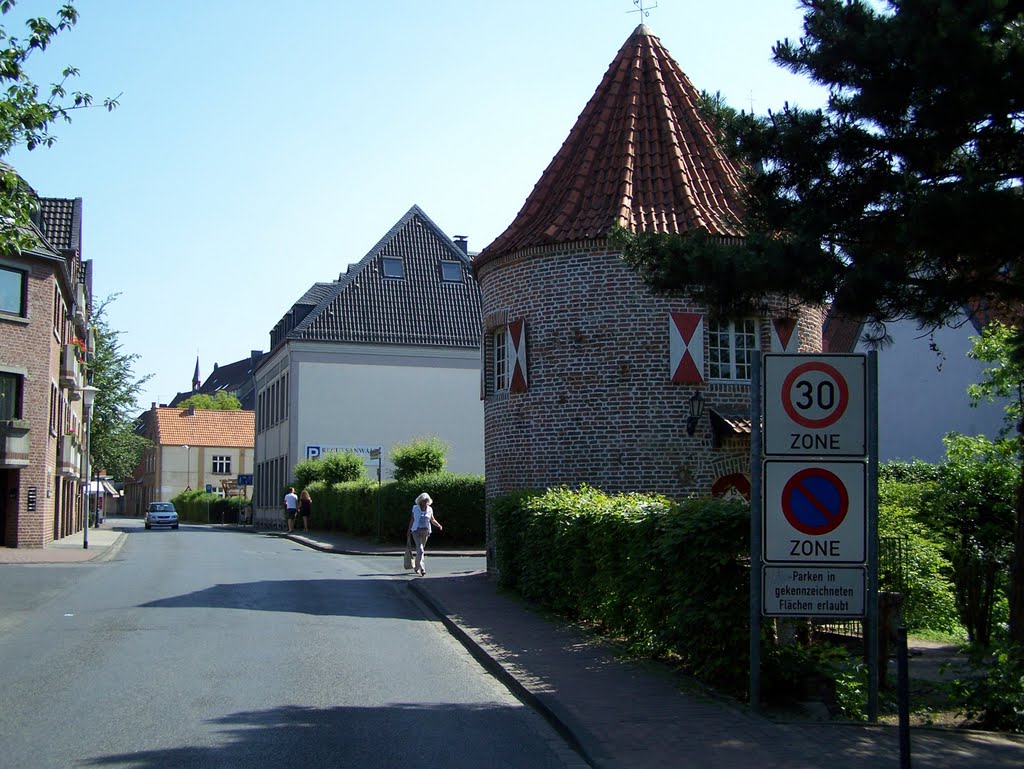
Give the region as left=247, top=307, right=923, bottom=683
left=763, top=354, right=866, bottom=456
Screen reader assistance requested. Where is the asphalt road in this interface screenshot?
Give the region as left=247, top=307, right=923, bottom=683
left=0, top=522, right=585, bottom=769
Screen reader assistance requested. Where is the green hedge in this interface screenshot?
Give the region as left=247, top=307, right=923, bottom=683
left=494, top=485, right=751, bottom=692
left=295, top=472, right=485, bottom=546
left=170, top=490, right=250, bottom=524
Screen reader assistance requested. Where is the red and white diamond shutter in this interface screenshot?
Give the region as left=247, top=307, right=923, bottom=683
left=669, top=312, right=704, bottom=384
left=507, top=318, right=528, bottom=393
left=770, top=317, right=800, bottom=353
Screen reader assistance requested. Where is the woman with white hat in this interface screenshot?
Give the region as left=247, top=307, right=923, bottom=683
left=408, top=492, right=443, bottom=576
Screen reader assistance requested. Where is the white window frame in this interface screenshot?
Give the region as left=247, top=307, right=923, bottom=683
left=493, top=328, right=508, bottom=393
left=212, top=455, right=232, bottom=475
left=707, top=319, right=758, bottom=380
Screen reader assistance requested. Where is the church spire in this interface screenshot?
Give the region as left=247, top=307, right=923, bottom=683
left=192, top=356, right=201, bottom=392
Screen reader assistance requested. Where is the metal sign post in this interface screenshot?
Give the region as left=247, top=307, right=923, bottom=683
left=755, top=352, right=878, bottom=720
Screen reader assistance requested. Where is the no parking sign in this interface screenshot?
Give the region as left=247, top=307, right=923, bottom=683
left=763, top=460, right=866, bottom=564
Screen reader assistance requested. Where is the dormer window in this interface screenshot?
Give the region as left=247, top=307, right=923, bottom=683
left=440, top=262, right=463, bottom=283
left=382, top=257, right=405, bottom=279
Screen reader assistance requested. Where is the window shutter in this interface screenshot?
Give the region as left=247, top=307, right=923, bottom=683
left=507, top=318, right=528, bottom=393
left=771, top=317, right=799, bottom=353
left=669, top=312, right=704, bottom=384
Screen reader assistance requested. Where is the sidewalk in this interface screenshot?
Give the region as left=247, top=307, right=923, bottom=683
left=0, top=522, right=126, bottom=564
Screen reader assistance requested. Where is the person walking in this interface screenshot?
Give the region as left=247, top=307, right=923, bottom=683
left=408, top=492, right=442, bottom=576
left=299, top=489, right=312, bottom=532
left=283, top=487, right=298, bottom=532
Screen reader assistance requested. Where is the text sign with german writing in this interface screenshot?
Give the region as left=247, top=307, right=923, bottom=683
left=763, top=460, right=866, bottom=564
left=763, top=354, right=866, bottom=457
left=762, top=566, right=865, bottom=617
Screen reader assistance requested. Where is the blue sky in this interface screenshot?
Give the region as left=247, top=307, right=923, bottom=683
left=9, top=0, right=825, bottom=410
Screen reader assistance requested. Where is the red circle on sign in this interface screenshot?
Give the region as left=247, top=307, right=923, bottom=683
left=781, top=467, right=849, bottom=536
left=781, top=361, right=850, bottom=429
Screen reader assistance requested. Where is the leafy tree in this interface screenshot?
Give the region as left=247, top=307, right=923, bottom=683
left=88, top=295, right=152, bottom=481
left=931, top=434, right=1016, bottom=645
left=618, top=0, right=1023, bottom=333
left=617, top=0, right=1024, bottom=645
left=176, top=392, right=241, bottom=411
left=967, top=322, right=1024, bottom=643
left=0, top=1, right=118, bottom=255
left=390, top=436, right=448, bottom=481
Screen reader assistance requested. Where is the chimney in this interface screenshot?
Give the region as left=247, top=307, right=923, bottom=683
left=151, top=402, right=157, bottom=410
left=187, top=406, right=196, bottom=417
left=453, top=235, right=468, bottom=254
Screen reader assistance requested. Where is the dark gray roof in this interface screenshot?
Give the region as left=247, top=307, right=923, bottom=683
left=170, top=351, right=266, bottom=411
left=276, top=205, right=481, bottom=349
left=38, top=197, right=82, bottom=254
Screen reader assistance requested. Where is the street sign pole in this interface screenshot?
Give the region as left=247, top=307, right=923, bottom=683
left=750, top=353, right=763, bottom=713
left=866, top=350, right=879, bottom=720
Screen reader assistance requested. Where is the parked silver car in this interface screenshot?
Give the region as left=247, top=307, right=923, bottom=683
left=145, top=502, right=179, bottom=530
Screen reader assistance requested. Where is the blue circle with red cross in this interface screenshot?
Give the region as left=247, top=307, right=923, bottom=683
left=781, top=467, right=849, bottom=536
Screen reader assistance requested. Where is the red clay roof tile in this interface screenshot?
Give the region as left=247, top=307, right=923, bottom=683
left=476, top=25, right=745, bottom=267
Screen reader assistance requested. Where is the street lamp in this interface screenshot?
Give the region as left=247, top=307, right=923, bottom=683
left=182, top=444, right=191, bottom=491
left=81, top=384, right=99, bottom=549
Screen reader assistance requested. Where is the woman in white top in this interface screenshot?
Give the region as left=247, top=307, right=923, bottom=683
left=408, top=492, right=443, bottom=576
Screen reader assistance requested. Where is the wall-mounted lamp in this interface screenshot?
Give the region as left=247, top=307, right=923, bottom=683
left=686, top=390, right=705, bottom=436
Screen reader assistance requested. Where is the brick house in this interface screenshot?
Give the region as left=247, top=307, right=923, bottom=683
left=251, top=205, right=482, bottom=526
left=123, top=406, right=255, bottom=516
left=0, top=169, right=92, bottom=547
left=472, top=24, right=824, bottom=551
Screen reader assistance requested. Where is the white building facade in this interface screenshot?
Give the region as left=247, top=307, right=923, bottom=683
left=252, top=206, right=482, bottom=525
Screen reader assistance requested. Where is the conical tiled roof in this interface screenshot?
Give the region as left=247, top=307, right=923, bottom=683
left=476, top=24, right=746, bottom=267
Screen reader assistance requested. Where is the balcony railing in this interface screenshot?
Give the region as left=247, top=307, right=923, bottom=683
left=74, top=282, right=87, bottom=329
left=57, top=432, right=82, bottom=477
left=60, top=343, right=84, bottom=397
left=0, top=419, right=30, bottom=469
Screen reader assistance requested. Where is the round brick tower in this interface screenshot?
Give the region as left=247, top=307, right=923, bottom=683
left=473, top=25, right=824, bottom=552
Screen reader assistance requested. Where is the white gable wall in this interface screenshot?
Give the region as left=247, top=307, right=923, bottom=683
left=292, top=343, right=483, bottom=478
left=857, top=316, right=1009, bottom=462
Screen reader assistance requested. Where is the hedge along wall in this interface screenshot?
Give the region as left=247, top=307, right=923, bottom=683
left=299, top=472, right=485, bottom=546
left=494, top=485, right=751, bottom=692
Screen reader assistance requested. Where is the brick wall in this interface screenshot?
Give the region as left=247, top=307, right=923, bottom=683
left=0, top=256, right=80, bottom=548
left=476, top=240, right=825, bottom=510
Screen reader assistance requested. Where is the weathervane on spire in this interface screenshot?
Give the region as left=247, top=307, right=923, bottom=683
left=629, top=0, right=658, bottom=19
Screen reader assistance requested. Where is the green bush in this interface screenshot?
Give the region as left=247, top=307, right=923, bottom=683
left=877, top=499, right=960, bottom=634
left=390, top=436, right=448, bottom=481
left=298, top=471, right=485, bottom=546
left=493, top=485, right=751, bottom=693
left=879, top=459, right=940, bottom=484
left=951, top=642, right=1024, bottom=733
left=292, top=458, right=322, bottom=488
left=170, top=490, right=249, bottom=524
left=932, top=434, right=1016, bottom=645
left=292, top=452, right=365, bottom=487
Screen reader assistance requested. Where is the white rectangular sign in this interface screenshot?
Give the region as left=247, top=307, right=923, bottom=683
left=763, top=460, right=866, bottom=564
left=763, top=354, right=866, bottom=457
left=305, top=444, right=380, bottom=461
left=763, top=566, right=865, bottom=617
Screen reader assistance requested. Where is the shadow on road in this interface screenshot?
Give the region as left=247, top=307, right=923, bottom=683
left=82, top=702, right=570, bottom=769
left=139, top=578, right=427, bottom=619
